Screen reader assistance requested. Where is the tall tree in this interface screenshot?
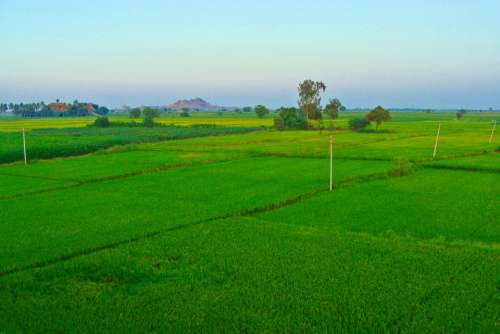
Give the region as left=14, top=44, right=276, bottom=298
left=255, top=105, right=270, bottom=118
left=324, top=98, right=342, bottom=120
left=298, top=80, right=326, bottom=121
left=324, top=98, right=342, bottom=131
left=456, top=109, right=466, bottom=120
left=366, top=105, right=391, bottom=130
left=143, top=107, right=160, bottom=119
left=129, top=108, right=141, bottom=118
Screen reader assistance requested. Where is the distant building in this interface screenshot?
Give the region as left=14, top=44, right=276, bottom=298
left=84, top=103, right=95, bottom=113
left=48, top=103, right=68, bottom=112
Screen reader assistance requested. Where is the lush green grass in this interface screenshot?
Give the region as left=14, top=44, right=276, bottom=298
left=139, top=120, right=497, bottom=161
left=1, top=111, right=497, bottom=131
left=0, top=117, right=94, bottom=131
left=0, top=150, right=245, bottom=197
left=0, top=157, right=392, bottom=272
left=0, top=217, right=497, bottom=332
left=0, top=173, right=70, bottom=197
left=0, top=113, right=498, bottom=332
left=0, top=113, right=274, bottom=131
left=0, top=125, right=258, bottom=164
left=426, top=152, right=500, bottom=172
left=258, top=169, right=500, bottom=244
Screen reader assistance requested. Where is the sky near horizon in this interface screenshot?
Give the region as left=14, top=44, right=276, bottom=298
left=1, top=1, right=499, bottom=109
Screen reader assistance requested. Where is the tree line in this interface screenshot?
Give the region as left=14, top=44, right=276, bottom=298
left=268, top=79, right=390, bottom=131
left=0, top=100, right=109, bottom=117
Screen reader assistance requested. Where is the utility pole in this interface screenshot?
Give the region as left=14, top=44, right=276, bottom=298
left=329, top=135, right=333, bottom=191
left=489, top=120, right=497, bottom=144
left=22, top=128, right=27, bottom=165
left=432, top=122, right=441, bottom=159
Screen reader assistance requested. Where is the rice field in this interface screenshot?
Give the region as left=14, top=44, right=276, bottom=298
left=0, top=112, right=498, bottom=332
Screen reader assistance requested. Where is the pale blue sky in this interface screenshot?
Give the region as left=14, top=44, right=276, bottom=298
left=1, top=0, right=499, bottom=108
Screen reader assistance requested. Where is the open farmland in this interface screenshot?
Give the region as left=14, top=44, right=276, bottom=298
left=0, top=113, right=499, bottom=332
left=0, top=113, right=274, bottom=132
left=0, top=125, right=259, bottom=164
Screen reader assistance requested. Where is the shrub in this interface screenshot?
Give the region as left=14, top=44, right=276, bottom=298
left=142, top=108, right=160, bottom=119
left=129, top=108, right=141, bottom=118
left=456, top=109, right=466, bottom=120
left=274, top=107, right=307, bottom=130
left=388, top=158, right=413, bottom=177
left=180, top=110, right=190, bottom=117
left=143, top=115, right=156, bottom=127
left=93, top=117, right=110, bottom=128
left=366, top=105, right=391, bottom=129
left=349, top=117, right=370, bottom=131
left=324, top=98, right=342, bottom=120
left=255, top=105, right=270, bottom=118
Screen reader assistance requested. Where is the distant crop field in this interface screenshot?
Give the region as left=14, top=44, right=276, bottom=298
left=1, top=111, right=496, bottom=131
left=0, top=125, right=259, bottom=164
left=0, top=112, right=274, bottom=132
left=0, top=113, right=498, bottom=332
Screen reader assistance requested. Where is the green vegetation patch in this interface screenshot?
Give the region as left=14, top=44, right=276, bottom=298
left=426, top=152, right=500, bottom=172
left=0, top=126, right=259, bottom=164
left=258, top=169, right=500, bottom=244
left=0, top=217, right=497, bottom=332
left=0, top=150, right=243, bottom=185
left=0, top=157, right=392, bottom=272
left=0, top=174, right=73, bottom=197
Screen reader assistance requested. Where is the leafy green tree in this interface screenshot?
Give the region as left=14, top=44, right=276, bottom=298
left=95, top=106, right=109, bottom=115
left=324, top=98, right=342, bottom=120
left=273, top=107, right=307, bottom=130
left=298, top=80, right=326, bottom=121
left=456, top=109, right=466, bottom=120
left=255, top=105, right=270, bottom=118
left=180, top=110, right=190, bottom=117
left=366, top=105, right=391, bottom=129
left=93, top=117, right=110, bottom=128
left=142, top=107, right=160, bottom=127
left=142, top=107, right=160, bottom=118
left=242, top=106, right=253, bottom=113
left=143, top=116, right=155, bottom=127
left=129, top=108, right=141, bottom=118
left=349, top=117, right=370, bottom=132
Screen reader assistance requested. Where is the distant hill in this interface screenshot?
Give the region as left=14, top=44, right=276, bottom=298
left=167, top=98, right=223, bottom=111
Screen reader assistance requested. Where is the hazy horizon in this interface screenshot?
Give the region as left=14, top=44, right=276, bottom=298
left=1, top=1, right=499, bottom=109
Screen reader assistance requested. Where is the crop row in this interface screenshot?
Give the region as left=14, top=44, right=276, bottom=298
left=258, top=169, right=500, bottom=244
left=0, top=125, right=259, bottom=164
left=0, top=156, right=393, bottom=272
left=0, top=216, right=497, bottom=332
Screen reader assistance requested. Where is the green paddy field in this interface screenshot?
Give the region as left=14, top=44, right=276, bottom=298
left=0, top=112, right=498, bottom=332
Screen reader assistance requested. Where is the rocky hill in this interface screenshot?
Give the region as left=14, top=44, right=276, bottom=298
left=167, top=98, right=222, bottom=111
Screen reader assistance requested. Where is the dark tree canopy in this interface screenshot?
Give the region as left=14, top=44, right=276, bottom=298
left=324, top=98, right=342, bottom=120
left=349, top=117, right=370, bottom=132
left=366, top=105, right=391, bottom=129
left=129, top=108, right=141, bottom=118
left=273, top=107, right=307, bottom=130
left=255, top=105, right=270, bottom=118
left=456, top=109, right=467, bottom=120
left=142, top=108, right=160, bottom=119
left=4, top=101, right=108, bottom=118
